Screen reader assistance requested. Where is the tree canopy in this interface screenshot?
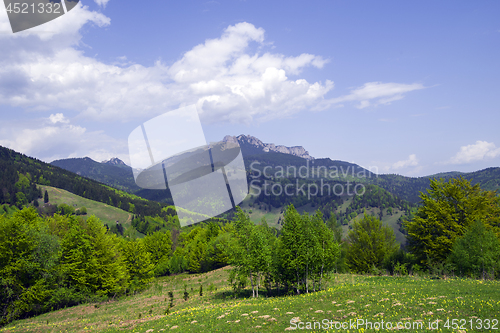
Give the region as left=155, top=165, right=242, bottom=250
left=346, top=213, right=398, bottom=273
left=406, top=177, right=500, bottom=265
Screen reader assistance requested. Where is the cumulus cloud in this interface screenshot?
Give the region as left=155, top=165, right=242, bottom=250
left=392, top=154, right=419, bottom=169
left=0, top=114, right=128, bottom=163
left=448, top=141, right=500, bottom=164
left=49, top=113, right=70, bottom=124
left=0, top=13, right=424, bottom=126
left=0, top=12, right=430, bottom=161
left=0, top=20, right=334, bottom=124
left=326, top=82, right=425, bottom=109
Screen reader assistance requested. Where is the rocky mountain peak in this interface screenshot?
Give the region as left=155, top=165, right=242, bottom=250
left=102, top=157, right=127, bottom=166
left=223, top=134, right=314, bottom=160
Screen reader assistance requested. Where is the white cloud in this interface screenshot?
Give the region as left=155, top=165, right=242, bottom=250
left=392, top=154, right=419, bottom=169
left=0, top=115, right=128, bottom=163
left=448, top=141, right=500, bottom=164
left=0, top=15, right=424, bottom=127
left=94, top=0, right=111, bottom=8
left=49, top=113, right=69, bottom=124
left=0, top=2, right=109, bottom=42
left=0, top=14, right=431, bottom=161
left=0, top=21, right=333, bottom=124
left=326, top=82, right=425, bottom=109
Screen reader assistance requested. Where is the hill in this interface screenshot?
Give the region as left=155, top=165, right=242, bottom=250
left=51, top=157, right=141, bottom=193
left=37, top=185, right=144, bottom=237
left=46, top=134, right=500, bottom=242
left=50, top=134, right=500, bottom=206
left=374, top=167, right=500, bottom=203
left=0, top=145, right=169, bottom=219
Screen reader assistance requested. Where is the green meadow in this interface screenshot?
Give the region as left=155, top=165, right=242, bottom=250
left=38, top=185, right=132, bottom=228
left=3, top=268, right=499, bottom=333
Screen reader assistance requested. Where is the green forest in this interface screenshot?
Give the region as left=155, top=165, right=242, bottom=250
left=2, top=177, right=500, bottom=327
left=1, top=145, right=500, bottom=330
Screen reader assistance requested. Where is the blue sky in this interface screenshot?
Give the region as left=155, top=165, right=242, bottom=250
left=0, top=0, right=499, bottom=177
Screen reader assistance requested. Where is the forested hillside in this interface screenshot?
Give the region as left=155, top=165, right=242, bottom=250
left=51, top=157, right=141, bottom=193
left=374, top=168, right=500, bottom=203
left=2, top=176, right=500, bottom=329
left=0, top=146, right=167, bottom=218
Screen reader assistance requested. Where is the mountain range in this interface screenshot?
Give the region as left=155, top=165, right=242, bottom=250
left=49, top=134, right=500, bottom=205
left=2, top=135, right=499, bottom=242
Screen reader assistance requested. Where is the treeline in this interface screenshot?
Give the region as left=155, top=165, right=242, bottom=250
left=331, top=185, right=412, bottom=225
left=0, top=146, right=169, bottom=218
left=0, top=160, right=42, bottom=208
left=0, top=209, right=173, bottom=325
left=229, top=206, right=340, bottom=297
left=0, top=204, right=344, bottom=325
left=373, top=168, right=500, bottom=204
left=2, top=176, right=499, bottom=326
left=131, top=214, right=181, bottom=234
left=345, top=177, right=500, bottom=279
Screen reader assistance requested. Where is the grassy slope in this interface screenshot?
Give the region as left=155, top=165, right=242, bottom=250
left=38, top=185, right=134, bottom=231
left=3, top=268, right=499, bottom=333
left=242, top=195, right=407, bottom=244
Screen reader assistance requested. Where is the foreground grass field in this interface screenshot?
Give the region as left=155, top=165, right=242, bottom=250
left=2, top=267, right=499, bottom=333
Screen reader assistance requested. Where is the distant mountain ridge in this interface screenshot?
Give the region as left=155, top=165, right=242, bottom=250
left=48, top=135, right=500, bottom=205
left=223, top=134, right=314, bottom=160
left=51, top=157, right=141, bottom=193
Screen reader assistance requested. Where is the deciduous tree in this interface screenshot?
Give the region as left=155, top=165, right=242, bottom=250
left=406, top=177, right=500, bottom=265
left=346, top=213, right=398, bottom=273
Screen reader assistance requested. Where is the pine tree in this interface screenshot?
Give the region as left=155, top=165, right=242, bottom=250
left=44, top=190, right=49, bottom=204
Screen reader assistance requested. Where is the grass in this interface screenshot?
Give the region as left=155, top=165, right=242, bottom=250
left=38, top=185, right=134, bottom=231
left=3, top=268, right=499, bottom=333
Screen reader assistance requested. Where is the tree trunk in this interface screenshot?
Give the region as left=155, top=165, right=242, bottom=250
left=256, top=273, right=259, bottom=298
left=320, top=262, right=324, bottom=291
left=296, top=270, right=300, bottom=295
left=306, top=263, right=309, bottom=293
left=249, top=271, right=255, bottom=298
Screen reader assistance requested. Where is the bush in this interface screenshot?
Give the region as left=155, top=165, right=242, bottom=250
left=57, top=203, right=75, bottom=215
left=448, top=220, right=500, bottom=278
left=76, top=206, right=87, bottom=215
